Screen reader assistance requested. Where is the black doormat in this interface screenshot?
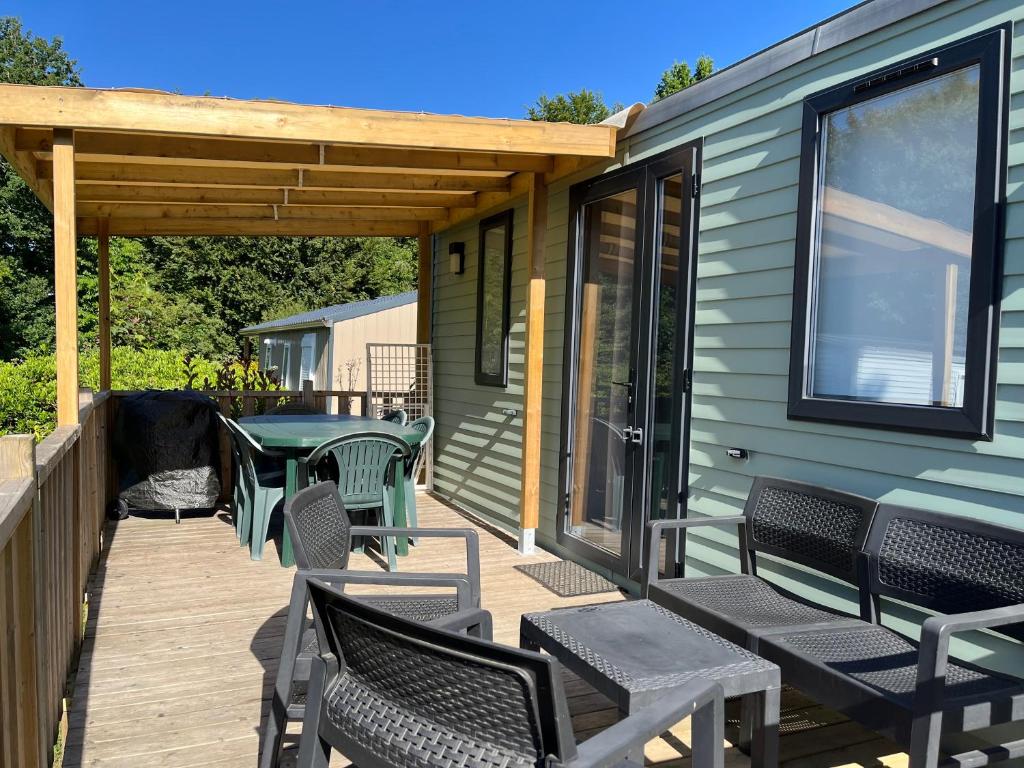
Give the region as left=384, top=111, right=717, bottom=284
left=515, top=560, right=618, bottom=598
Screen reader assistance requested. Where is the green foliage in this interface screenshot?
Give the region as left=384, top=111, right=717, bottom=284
left=653, top=55, right=714, bottom=102
left=0, top=348, right=221, bottom=439
left=0, top=17, right=83, bottom=360
left=526, top=89, right=622, bottom=124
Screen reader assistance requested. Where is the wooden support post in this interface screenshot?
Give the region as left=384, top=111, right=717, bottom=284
left=302, top=379, right=315, bottom=409
left=518, top=173, right=547, bottom=555
left=53, top=129, right=79, bottom=426
left=97, top=219, right=111, bottom=392
left=416, top=222, right=432, bottom=345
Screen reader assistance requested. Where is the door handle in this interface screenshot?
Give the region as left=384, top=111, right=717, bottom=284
left=621, top=426, right=644, bottom=444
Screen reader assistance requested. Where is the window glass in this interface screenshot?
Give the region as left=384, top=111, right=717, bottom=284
left=479, top=226, right=507, bottom=377
left=476, top=211, right=513, bottom=385
left=809, top=66, right=979, bottom=408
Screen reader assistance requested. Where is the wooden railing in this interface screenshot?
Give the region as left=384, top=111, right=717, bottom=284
left=0, top=391, right=110, bottom=768
left=0, top=384, right=369, bottom=766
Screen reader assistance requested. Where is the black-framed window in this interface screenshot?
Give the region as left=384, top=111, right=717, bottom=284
left=788, top=26, right=1009, bottom=440
left=475, top=209, right=514, bottom=386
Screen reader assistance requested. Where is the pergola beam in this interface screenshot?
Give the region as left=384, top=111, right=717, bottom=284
left=52, top=129, right=78, bottom=426
left=0, top=85, right=617, bottom=157
left=75, top=184, right=477, bottom=208
left=77, top=202, right=449, bottom=221
left=76, top=217, right=422, bottom=237
left=39, top=161, right=511, bottom=192
left=518, top=173, right=547, bottom=555
left=16, top=128, right=555, bottom=174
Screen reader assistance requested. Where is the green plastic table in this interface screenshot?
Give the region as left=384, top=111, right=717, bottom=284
left=238, top=414, right=424, bottom=566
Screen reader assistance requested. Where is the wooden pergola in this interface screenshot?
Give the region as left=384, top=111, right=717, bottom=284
left=0, top=83, right=622, bottom=543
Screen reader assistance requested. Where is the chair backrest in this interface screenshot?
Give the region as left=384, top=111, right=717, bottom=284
left=266, top=402, right=322, bottom=416
left=305, top=432, right=411, bottom=503
left=407, top=416, right=435, bottom=476
left=283, top=481, right=353, bottom=570
left=218, top=415, right=264, bottom=486
left=864, top=504, right=1024, bottom=641
left=307, top=578, right=576, bottom=768
left=743, top=476, right=878, bottom=584
left=381, top=409, right=408, bottom=426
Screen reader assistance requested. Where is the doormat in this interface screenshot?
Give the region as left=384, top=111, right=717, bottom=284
left=515, top=560, right=618, bottom=598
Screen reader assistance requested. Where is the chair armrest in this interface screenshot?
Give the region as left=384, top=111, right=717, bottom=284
left=294, top=568, right=472, bottom=607
left=916, top=602, right=1024, bottom=696
left=645, top=516, right=747, bottom=595
left=350, top=526, right=482, bottom=606
left=426, top=607, right=493, bottom=641
left=573, top=680, right=724, bottom=768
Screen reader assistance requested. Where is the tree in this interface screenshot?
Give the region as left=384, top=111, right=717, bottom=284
left=0, top=17, right=82, bottom=359
left=527, top=89, right=622, bottom=124
left=653, top=55, right=714, bottom=102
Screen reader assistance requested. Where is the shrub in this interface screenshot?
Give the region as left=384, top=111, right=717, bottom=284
left=0, top=347, right=224, bottom=439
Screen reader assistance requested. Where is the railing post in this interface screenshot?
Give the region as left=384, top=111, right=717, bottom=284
left=0, top=434, right=42, bottom=767
left=302, top=379, right=315, bottom=409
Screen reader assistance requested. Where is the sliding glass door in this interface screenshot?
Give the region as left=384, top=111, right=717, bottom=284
left=559, top=143, right=701, bottom=582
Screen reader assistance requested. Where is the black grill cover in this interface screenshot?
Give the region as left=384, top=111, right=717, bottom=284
left=114, top=390, right=221, bottom=510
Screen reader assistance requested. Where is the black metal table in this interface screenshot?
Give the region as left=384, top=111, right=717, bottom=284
left=521, top=599, right=780, bottom=767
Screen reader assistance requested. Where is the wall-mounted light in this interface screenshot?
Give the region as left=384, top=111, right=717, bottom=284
left=449, top=242, right=465, bottom=275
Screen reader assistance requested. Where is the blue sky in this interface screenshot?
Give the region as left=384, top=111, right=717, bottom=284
left=8, top=1, right=853, bottom=118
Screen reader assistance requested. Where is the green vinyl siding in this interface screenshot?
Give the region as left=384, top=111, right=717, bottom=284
left=617, top=0, right=1024, bottom=671
left=432, top=205, right=528, bottom=532
left=433, top=0, right=1024, bottom=667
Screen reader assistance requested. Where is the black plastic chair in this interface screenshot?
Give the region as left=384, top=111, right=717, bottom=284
left=645, top=476, right=878, bottom=651
left=259, top=481, right=491, bottom=768
left=758, top=503, right=1024, bottom=768
left=298, top=578, right=726, bottom=768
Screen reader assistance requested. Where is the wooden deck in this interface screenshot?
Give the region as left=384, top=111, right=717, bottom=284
left=62, top=493, right=908, bottom=768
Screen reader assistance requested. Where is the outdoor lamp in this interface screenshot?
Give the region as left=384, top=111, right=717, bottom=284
left=449, top=241, right=465, bottom=275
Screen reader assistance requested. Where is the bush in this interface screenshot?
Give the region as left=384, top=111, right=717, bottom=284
left=0, top=347, right=224, bottom=439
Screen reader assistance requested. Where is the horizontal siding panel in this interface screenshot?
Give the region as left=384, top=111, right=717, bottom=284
left=700, top=157, right=801, bottom=208
left=694, top=321, right=791, bottom=350
left=697, top=267, right=794, bottom=302
left=700, top=186, right=798, bottom=232
left=699, top=213, right=796, bottom=254
left=695, top=295, right=793, bottom=326
left=697, top=241, right=796, bottom=279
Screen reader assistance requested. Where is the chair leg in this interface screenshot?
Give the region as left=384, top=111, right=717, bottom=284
left=250, top=490, right=269, bottom=561
left=260, top=577, right=308, bottom=768
left=296, top=656, right=332, bottom=768
left=381, top=494, right=397, bottom=572
left=404, top=475, right=419, bottom=546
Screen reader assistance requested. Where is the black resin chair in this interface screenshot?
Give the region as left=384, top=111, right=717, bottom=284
left=258, top=481, right=490, bottom=768
left=644, top=476, right=878, bottom=651
left=298, top=579, right=726, bottom=768
left=758, top=503, right=1024, bottom=768
left=380, top=408, right=408, bottom=425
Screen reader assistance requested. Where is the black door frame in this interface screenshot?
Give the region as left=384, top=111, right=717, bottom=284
left=557, top=140, right=703, bottom=583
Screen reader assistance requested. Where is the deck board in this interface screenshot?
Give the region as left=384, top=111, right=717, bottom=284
left=61, top=494, right=907, bottom=767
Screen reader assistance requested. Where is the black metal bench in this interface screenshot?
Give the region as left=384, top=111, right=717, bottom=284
left=646, top=478, right=1024, bottom=768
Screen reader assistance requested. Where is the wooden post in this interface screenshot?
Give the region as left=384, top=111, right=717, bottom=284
left=97, top=219, right=112, bottom=392
left=53, top=129, right=79, bottom=426
left=518, top=173, right=547, bottom=555
left=302, top=379, right=315, bottom=409
left=416, top=222, right=432, bottom=345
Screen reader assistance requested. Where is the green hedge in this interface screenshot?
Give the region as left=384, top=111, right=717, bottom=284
left=0, top=348, right=222, bottom=439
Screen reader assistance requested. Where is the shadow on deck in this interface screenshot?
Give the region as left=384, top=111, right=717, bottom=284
left=61, top=493, right=906, bottom=768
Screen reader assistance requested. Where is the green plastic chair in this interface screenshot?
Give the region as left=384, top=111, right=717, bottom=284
left=380, top=409, right=408, bottom=425
left=217, top=412, right=249, bottom=541
left=222, top=417, right=286, bottom=560
left=403, top=416, right=434, bottom=544
left=299, top=431, right=411, bottom=571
